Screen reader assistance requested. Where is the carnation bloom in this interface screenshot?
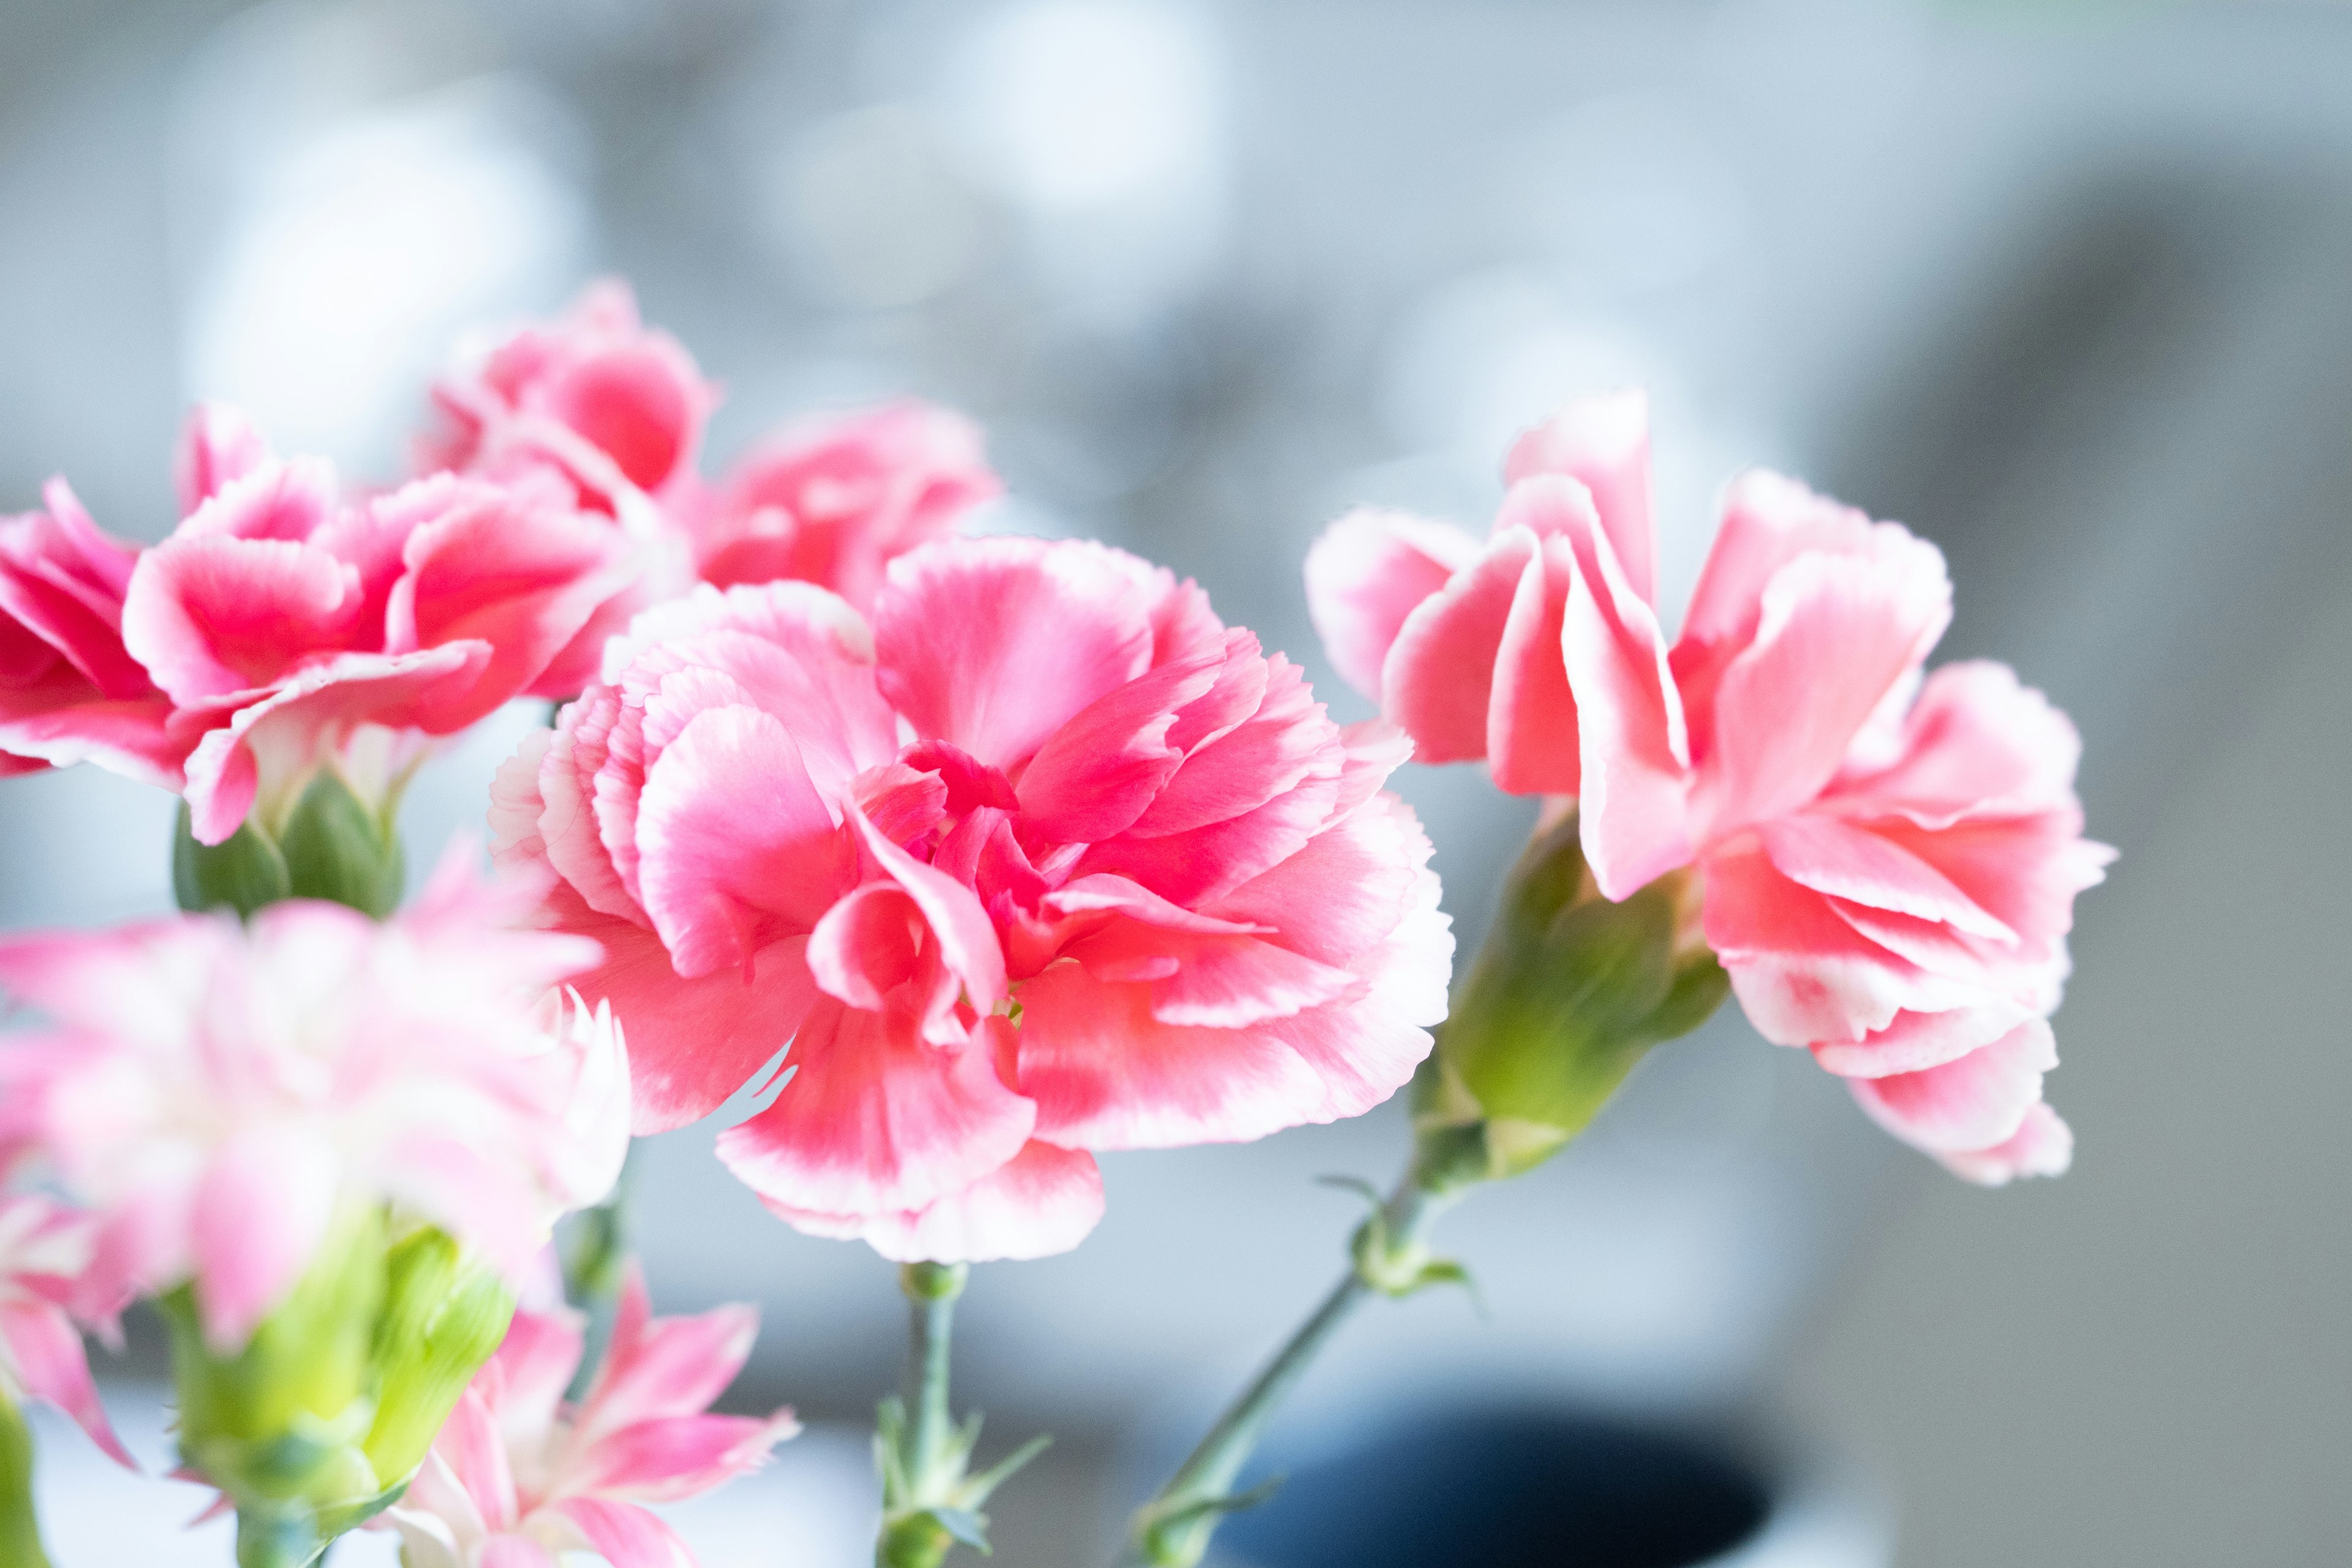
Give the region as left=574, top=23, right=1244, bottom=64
left=0, top=481, right=183, bottom=786
left=123, top=406, right=643, bottom=845
left=0, top=853, right=630, bottom=1350
left=689, top=401, right=1002, bottom=609
left=383, top=1265, right=795, bottom=1568
left=1306, top=393, right=2108, bottom=1183
left=494, top=537, right=1452, bottom=1260
left=0, top=1194, right=132, bottom=1467
left=421, top=280, right=719, bottom=521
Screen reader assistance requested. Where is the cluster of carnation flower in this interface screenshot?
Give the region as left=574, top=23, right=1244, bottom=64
left=0, top=284, right=2105, bottom=1567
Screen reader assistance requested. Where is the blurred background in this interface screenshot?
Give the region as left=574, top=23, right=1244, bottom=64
left=4, top=0, right=2350, bottom=1563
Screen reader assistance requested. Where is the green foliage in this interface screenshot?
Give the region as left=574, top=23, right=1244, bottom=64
left=0, top=1387, right=52, bottom=1568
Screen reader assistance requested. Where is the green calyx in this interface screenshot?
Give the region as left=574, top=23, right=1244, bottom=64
left=1414, top=811, right=1729, bottom=1188
left=174, top=771, right=406, bottom=921
left=0, top=1384, right=53, bottom=1568
left=165, top=1211, right=512, bottom=1567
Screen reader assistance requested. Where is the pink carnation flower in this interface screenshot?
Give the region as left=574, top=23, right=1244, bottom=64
left=690, top=401, right=1002, bottom=610
left=124, top=407, right=644, bottom=845
left=0, top=854, right=630, bottom=1350
left=422, top=280, right=719, bottom=522
left=1306, top=393, right=2108, bottom=1183
left=0, top=481, right=184, bottom=788
left=0, top=1194, right=132, bottom=1468
left=384, top=1265, right=795, bottom=1568
left=495, top=537, right=1452, bottom=1261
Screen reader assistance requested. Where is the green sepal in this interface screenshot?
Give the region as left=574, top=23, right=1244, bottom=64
left=1134, top=1474, right=1287, bottom=1563
left=173, top=804, right=293, bottom=918
left=363, top=1227, right=514, bottom=1485
left=929, top=1507, right=990, bottom=1551
left=0, top=1384, right=53, bottom=1568
left=1419, top=811, right=1730, bottom=1185
left=276, top=772, right=405, bottom=918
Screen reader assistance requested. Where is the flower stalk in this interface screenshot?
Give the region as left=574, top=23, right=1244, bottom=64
left=875, top=1263, right=1049, bottom=1568
left=0, top=1383, right=52, bottom=1568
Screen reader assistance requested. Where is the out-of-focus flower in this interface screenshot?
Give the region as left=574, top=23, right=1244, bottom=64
left=0, top=481, right=184, bottom=788
left=0, top=1194, right=130, bottom=1467
left=421, top=281, right=718, bottom=523
left=1308, top=393, right=2108, bottom=1182
left=0, top=851, right=629, bottom=1351
left=385, top=1264, right=794, bottom=1568
left=496, top=538, right=1451, bottom=1261
left=690, top=401, right=1002, bottom=610
left=126, top=406, right=642, bottom=848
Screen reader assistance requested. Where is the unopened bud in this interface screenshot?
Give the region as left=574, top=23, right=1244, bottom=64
left=1413, top=810, right=1728, bottom=1187
left=165, top=1209, right=514, bottom=1566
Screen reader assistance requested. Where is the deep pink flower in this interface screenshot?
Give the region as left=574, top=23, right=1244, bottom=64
left=126, top=407, right=643, bottom=845
left=422, top=281, right=719, bottom=521
left=383, top=1265, right=795, bottom=1568
left=1306, top=393, right=2108, bottom=1183
left=0, top=1194, right=132, bottom=1468
left=495, top=538, right=1451, bottom=1260
left=0, top=853, right=630, bottom=1350
left=0, top=481, right=184, bottom=788
left=690, top=401, right=1002, bottom=609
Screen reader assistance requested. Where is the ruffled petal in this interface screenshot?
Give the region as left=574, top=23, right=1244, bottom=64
left=788, top=1140, right=1107, bottom=1264
left=1847, top=1016, right=2056, bottom=1154
left=1380, top=527, right=1537, bottom=766
left=1303, top=508, right=1481, bottom=699
left=1504, top=389, right=1657, bottom=605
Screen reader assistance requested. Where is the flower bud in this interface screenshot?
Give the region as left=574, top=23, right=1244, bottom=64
left=1412, top=810, right=1728, bottom=1188
left=175, top=771, right=405, bottom=920
left=164, top=1208, right=514, bottom=1566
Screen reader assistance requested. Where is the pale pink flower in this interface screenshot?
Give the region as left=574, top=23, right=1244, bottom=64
left=1306, top=393, right=2108, bottom=1183
left=384, top=1266, right=795, bottom=1568
left=0, top=853, right=630, bottom=1350
left=422, top=281, right=719, bottom=521
left=0, top=481, right=184, bottom=788
left=0, top=1194, right=132, bottom=1467
left=495, top=538, right=1451, bottom=1260
left=689, top=401, right=1001, bottom=609
left=125, top=406, right=643, bottom=845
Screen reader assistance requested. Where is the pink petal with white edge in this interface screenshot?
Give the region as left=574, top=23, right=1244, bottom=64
left=715, top=1003, right=1035, bottom=1219
left=1303, top=508, right=1481, bottom=699
left=1811, top=1003, right=2039, bottom=1079
left=548, top=1498, right=695, bottom=1568
left=1380, top=527, right=1538, bottom=766
left=1825, top=660, right=2084, bottom=826
left=0, top=1302, right=134, bottom=1467
left=850, top=809, right=1008, bottom=1017
left=633, top=706, right=853, bottom=977
left=176, top=643, right=486, bottom=843
left=1702, top=842, right=1969, bottom=1047
left=826, top=1140, right=1107, bottom=1264
left=568, top=1411, right=795, bottom=1503
left=1017, top=960, right=1366, bottom=1150
left=190, top=1124, right=341, bottom=1352
left=1518, top=474, right=1691, bottom=898
left=1758, top=813, right=2015, bottom=940
left=1848, top=1016, right=2056, bottom=1154
left=1939, top=1101, right=2073, bottom=1185
left=476, top=1537, right=560, bottom=1568
left=1014, top=652, right=1224, bottom=842
left=1485, top=529, right=1580, bottom=796
left=875, top=537, right=1163, bottom=768
left=1504, top=389, right=1657, bottom=605
left=1702, top=540, right=1951, bottom=835
left=551, top=891, right=818, bottom=1135
left=122, top=534, right=362, bottom=703
left=174, top=404, right=271, bottom=514
left=581, top=1267, right=759, bottom=1436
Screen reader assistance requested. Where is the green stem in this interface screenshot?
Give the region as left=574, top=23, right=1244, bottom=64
left=877, top=1262, right=971, bottom=1568
left=562, top=1141, right=641, bottom=1402
left=1124, top=1180, right=1442, bottom=1568
left=903, top=1263, right=963, bottom=1486
left=0, top=1385, right=53, bottom=1568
